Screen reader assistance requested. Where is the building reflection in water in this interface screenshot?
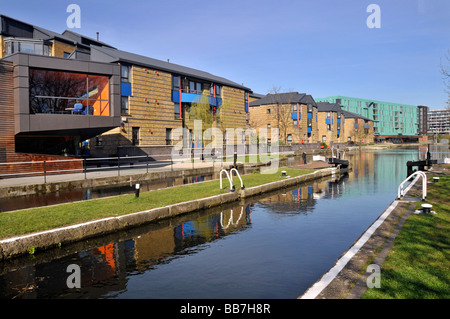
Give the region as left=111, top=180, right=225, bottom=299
left=2, top=148, right=435, bottom=299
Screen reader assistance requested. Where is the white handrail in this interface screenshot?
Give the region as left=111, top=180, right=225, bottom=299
left=397, top=171, right=427, bottom=201
left=220, top=206, right=244, bottom=230
left=230, top=168, right=245, bottom=189
left=220, top=169, right=233, bottom=191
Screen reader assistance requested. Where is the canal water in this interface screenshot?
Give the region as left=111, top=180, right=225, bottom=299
left=0, top=174, right=216, bottom=213
left=0, top=147, right=439, bottom=299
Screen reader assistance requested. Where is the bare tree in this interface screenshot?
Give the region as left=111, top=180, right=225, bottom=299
left=267, top=87, right=296, bottom=144
left=440, top=49, right=450, bottom=110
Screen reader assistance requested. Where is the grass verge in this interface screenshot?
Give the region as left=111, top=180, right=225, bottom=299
left=0, top=167, right=315, bottom=240
left=362, top=172, right=450, bottom=299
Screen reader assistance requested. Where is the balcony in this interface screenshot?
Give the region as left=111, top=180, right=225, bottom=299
left=172, top=90, right=222, bottom=107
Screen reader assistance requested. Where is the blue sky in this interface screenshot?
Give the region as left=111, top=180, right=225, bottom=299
left=1, top=0, right=449, bottom=109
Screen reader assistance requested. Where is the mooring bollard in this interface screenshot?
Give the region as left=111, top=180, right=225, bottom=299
left=421, top=204, right=432, bottom=213
left=135, top=184, right=140, bottom=198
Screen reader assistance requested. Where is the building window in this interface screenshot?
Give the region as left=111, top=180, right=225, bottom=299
left=96, top=136, right=103, bottom=147
left=166, top=128, right=173, bottom=145
left=287, top=134, right=293, bottom=144
left=293, top=119, right=299, bottom=127
left=322, top=135, right=327, bottom=143
left=267, top=124, right=271, bottom=129
left=121, top=96, right=129, bottom=114
left=267, top=108, right=271, bottom=114
left=63, top=52, right=71, bottom=58
left=121, top=65, right=131, bottom=83
left=172, top=75, right=180, bottom=90
left=189, top=81, right=196, bottom=93
left=216, top=85, right=222, bottom=97
left=132, top=127, right=140, bottom=145
left=4, top=38, right=50, bottom=56
left=174, top=103, right=180, bottom=118
left=29, top=68, right=110, bottom=116
left=327, top=124, right=331, bottom=131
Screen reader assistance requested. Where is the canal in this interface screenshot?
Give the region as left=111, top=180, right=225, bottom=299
left=0, top=147, right=440, bottom=298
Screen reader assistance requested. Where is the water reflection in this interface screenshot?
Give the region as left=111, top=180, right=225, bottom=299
left=0, top=174, right=214, bottom=213
left=1, top=147, right=448, bottom=299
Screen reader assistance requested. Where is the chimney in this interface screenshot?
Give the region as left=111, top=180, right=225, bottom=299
left=96, top=32, right=99, bottom=41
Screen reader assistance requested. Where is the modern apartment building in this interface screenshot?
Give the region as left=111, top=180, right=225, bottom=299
left=341, top=110, right=374, bottom=144
left=0, top=14, right=115, bottom=59
left=316, top=102, right=345, bottom=145
left=428, top=109, right=450, bottom=134
left=248, top=92, right=319, bottom=144
left=88, top=45, right=251, bottom=156
left=315, top=96, right=420, bottom=143
left=0, top=14, right=252, bottom=173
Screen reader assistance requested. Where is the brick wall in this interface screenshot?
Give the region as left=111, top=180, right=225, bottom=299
left=249, top=103, right=320, bottom=144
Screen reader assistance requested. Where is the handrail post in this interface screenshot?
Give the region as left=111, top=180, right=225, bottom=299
left=397, top=171, right=427, bottom=201
left=43, top=160, right=47, bottom=183
left=230, top=167, right=245, bottom=189
left=118, top=155, right=120, bottom=176
left=83, top=158, right=87, bottom=179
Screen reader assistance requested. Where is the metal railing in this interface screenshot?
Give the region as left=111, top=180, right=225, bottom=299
left=397, top=171, right=427, bottom=201
left=0, top=153, right=229, bottom=183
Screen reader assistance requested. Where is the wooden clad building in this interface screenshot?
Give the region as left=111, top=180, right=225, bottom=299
left=88, top=45, right=252, bottom=157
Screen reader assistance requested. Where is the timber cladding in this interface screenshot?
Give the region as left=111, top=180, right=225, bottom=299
left=220, top=86, right=247, bottom=130
left=0, top=60, right=82, bottom=176
left=94, top=66, right=250, bottom=152
left=51, top=40, right=76, bottom=58
left=127, top=65, right=180, bottom=146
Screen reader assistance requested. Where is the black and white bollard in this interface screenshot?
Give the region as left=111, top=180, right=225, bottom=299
left=421, top=204, right=432, bottom=214
left=135, top=184, right=140, bottom=198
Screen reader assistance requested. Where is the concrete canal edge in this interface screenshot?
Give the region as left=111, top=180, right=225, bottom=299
left=0, top=164, right=227, bottom=199
left=0, top=167, right=338, bottom=261
left=299, top=173, right=423, bottom=299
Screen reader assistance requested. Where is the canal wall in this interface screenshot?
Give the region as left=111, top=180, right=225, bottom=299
left=0, top=163, right=236, bottom=199
left=0, top=167, right=337, bottom=261
left=299, top=172, right=424, bottom=299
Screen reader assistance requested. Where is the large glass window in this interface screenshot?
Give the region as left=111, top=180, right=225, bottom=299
left=29, top=68, right=110, bottom=116
left=121, top=96, right=129, bottom=114
left=121, top=65, right=131, bottom=83
left=4, top=38, right=50, bottom=56
left=172, top=75, right=180, bottom=90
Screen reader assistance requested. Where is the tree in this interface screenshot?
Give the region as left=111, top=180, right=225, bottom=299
left=254, top=87, right=296, bottom=145
left=440, top=49, right=450, bottom=110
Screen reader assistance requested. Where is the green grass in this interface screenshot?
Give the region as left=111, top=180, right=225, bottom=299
left=362, top=173, right=450, bottom=299
left=0, top=167, right=314, bottom=240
